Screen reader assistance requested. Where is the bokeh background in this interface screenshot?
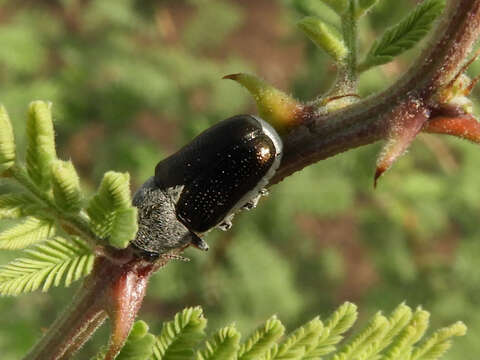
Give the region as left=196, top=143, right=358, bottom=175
left=0, top=0, right=479, bottom=359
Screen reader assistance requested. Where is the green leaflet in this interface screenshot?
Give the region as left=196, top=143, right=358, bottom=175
left=272, top=317, right=323, bottom=360
left=0, top=193, right=40, bottom=219
left=332, top=312, right=389, bottom=360
left=196, top=326, right=241, bottom=360
left=0, top=216, right=55, bottom=250
left=355, top=0, right=380, bottom=18
left=410, top=322, right=467, bottom=360
left=376, top=303, right=414, bottom=355
left=115, top=321, right=156, bottom=360
left=297, top=17, right=347, bottom=62
left=113, top=304, right=464, bottom=360
left=0, top=236, right=94, bottom=296
left=381, top=307, right=430, bottom=360
left=51, top=160, right=82, bottom=213
left=153, top=307, right=207, bottom=360
left=26, top=101, right=57, bottom=190
left=86, top=171, right=138, bottom=248
left=358, top=0, right=446, bottom=71
left=303, top=302, right=358, bottom=358
left=0, top=105, right=16, bottom=174
left=238, top=315, right=285, bottom=360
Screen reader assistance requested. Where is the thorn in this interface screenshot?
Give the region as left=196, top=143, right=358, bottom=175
left=423, top=114, right=480, bottom=144
left=465, top=73, right=480, bottom=95
left=104, top=265, right=153, bottom=360
left=374, top=103, right=430, bottom=187
left=446, top=47, right=480, bottom=91
left=373, top=167, right=385, bottom=189
left=223, top=72, right=305, bottom=132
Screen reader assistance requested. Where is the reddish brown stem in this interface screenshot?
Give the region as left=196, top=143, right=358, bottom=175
left=25, top=250, right=157, bottom=360
left=272, top=0, right=480, bottom=185
left=424, top=114, right=480, bottom=143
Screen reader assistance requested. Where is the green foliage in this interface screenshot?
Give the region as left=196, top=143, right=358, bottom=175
left=196, top=326, right=241, bottom=360
left=92, top=320, right=156, bottom=360
left=0, top=193, right=39, bottom=220
left=0, top=216, right=55, bottom=250
left=0, top=236, right=93, bottom=295
left=86, top=171, right=137, bottom=248
left=51, top=160, right=82, bottom=213
left=355, top=0, right=380, bottom=18
left=26, top=101, right=57, bottom=190
left=0, top=106, right=15, bottom=174
left=0, top=100, right=140, bottom=298
left=410, top=322, right=467, bottom=360
left=117, top=321, right=156, bottom=360
left=238, top=316, right=285, bottom=360
left=153, top=307, right=207, bottom=360
left=96, top=303, right=464, bottom=360
left=358, top=0, right=446, bottom=71
left=297, top=17, right=347, bottom=62
left=261, top=302, right=357, bottom=360
left=308, top=302, right=358, bottom=357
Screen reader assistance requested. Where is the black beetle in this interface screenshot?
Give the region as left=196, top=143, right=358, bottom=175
left=132, top=114, right=283, bottom=260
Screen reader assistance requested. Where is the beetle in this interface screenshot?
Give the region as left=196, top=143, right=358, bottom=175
left=131, top=114, right=283, bottom=260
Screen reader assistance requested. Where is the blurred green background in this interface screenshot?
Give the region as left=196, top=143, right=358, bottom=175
left=0, top=0, right=479, bottom=359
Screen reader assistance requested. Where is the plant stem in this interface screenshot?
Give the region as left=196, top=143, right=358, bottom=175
left=272, top=0, right=480, bottom=185
left=25, top=256, right=111, bottom=360
left=24, top=248, right=160, bottom=360
left=329, top=1, right=358, bottom=96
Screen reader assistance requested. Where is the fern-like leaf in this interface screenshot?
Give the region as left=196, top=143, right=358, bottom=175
left=117, top=320, right=156, bottom=360
left=92, top=321, right=156, bottom=360
left=153, top=306, right=207, bottom=360
left=51, top=159, right=82, bottom=212
left=270, top=317, right=323, bottom=360
left=117, top=303, right=465, bottom=360
left=0, top=105, right=16, bottom=174
left=0, top=193, right=40, bottom=219
left=196, top=326, right=240, bottom=360
left=86, top=171, right=138, bottom=248
left=0, top=216, right=55, bottom=249
left=239, top=315, right=285, bottom=360
left=332, top=312, right=389, bottom=360
left=410, top=322, right=466, bottom=360
left=356, top=0, right=380, bottom=18
left=0, top=236, right=93, bottom=296
left=307, top=302, right=358, bottom=358
left=358, top=0, right=445, bottom=71
left=375, top=303, right=413, bottom=354
left=26, top=101, right=57, bottom=190
left=379, top=307, right=430, bottom=360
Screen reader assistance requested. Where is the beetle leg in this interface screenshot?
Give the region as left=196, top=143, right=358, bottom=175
left=242, top=193, right=261, bottom=210
left=190, top=232, right=209, bottom=251
left=161, top=253, right=191, bottom=261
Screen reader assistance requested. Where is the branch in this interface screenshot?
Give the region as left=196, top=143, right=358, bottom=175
left=272, top=0, right=480, bottom=185
left=24, top=249, right=160, bottom=360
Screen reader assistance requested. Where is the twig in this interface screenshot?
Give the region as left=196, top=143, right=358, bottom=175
left=272, top=0, right=480, bottom=185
